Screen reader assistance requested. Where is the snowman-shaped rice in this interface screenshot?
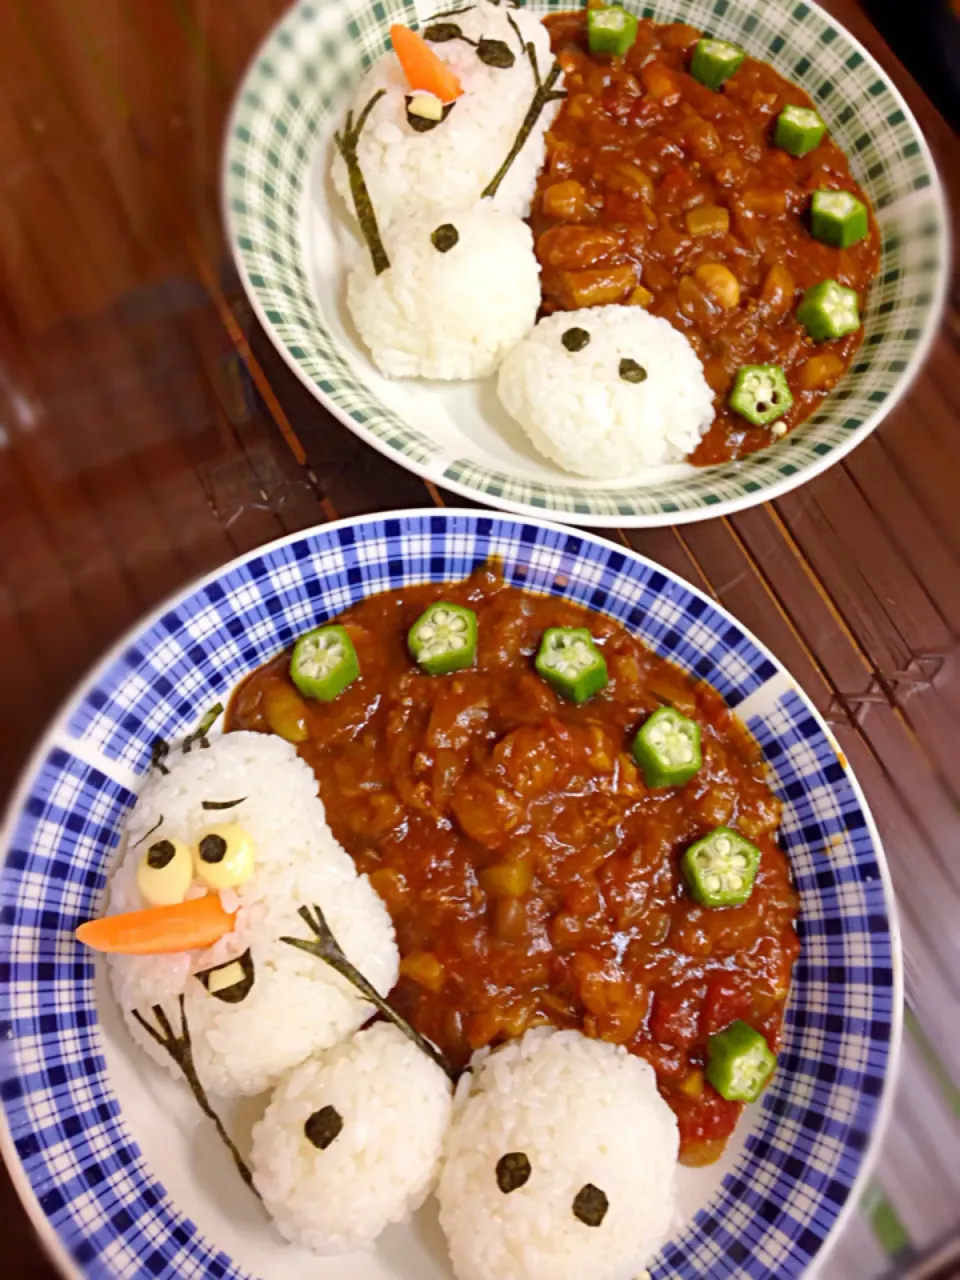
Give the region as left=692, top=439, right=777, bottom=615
left=332, top=0, right=561, bottom=227
left=335, top=4, right=562, bottom=381
left=84, top=731, right=399, bottom=1097
left=79, top=732, right=680, bottom=1273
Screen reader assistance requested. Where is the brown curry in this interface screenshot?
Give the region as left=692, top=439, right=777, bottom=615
left=227, top=568, right=800, bottom=1164
left=532, top=12, right=881, bottom=463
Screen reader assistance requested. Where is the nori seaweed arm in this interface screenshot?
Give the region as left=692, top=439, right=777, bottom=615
left=182, top=702, right=224, bottom=754
left=334, top=90, right=391, bottom=276
left=281, top=904, right=458, bottom=1083
left=131, top=997, right=260, bottom=1196
left=480, top=53, right=565, bottom=199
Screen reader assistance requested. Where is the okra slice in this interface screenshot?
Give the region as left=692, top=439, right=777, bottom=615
left=690, top=38, right=746, bottom=91
left=729, top=364, right=793, bottom=427
left=408, top=602, right=478, bottom=676
left=682, top=826, right=760, bottom=907
left=706, top=1020, right=777, bottom=1102
left=632, top=706, right=702, bottom=788
left=774, top=104, right=826, bottom=157
left=587, top=5, right=639, bottom=57
left=290, top=625, right=360, bottom=702
left=796, top=279, right=861, bottom=341
left=810, top=189, right=868, bottom=249
left=535, top=627, right=608, bottom=703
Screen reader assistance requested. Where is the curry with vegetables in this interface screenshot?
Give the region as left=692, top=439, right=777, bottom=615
left=532, top=10, right=881, bottom=463
left=227, top=568, right=800, bottom=1164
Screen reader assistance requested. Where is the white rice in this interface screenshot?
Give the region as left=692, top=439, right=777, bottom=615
left=331, top=1, right=559, bottom=227
left=438, top=1028, right=679, bottom=1280
left=497, top=306, right=716, bottom=476
left=107, top=732, right=399, bottom=1097
left=347, top=204, right=541, bottom=380
left=252, top=1022, right=453, bottom=1254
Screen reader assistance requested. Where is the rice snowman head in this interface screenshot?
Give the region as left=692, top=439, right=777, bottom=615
left=94, top=731, right=399, bottom=1097
left=437, top=1027, right=680, bottom=1280
left=497, top=305, right=718, bottom=476
left=251, top=1022, right=454, bottom=1254
left=346, top=203, right=542, bottom=380
left=332, top=2, right=563, bottom=228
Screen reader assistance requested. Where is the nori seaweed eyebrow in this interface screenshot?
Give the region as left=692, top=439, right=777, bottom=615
left=426, top=3, right=476, bottom=19
left=335, top=90, right=391, bottom=276
left=481, top=14, right=565, bottom=199
left=201, top=797, right=247, bottom=810
left=132, top=814, right=165, bottom=849
left=281, top=904, right=458, bottom=1082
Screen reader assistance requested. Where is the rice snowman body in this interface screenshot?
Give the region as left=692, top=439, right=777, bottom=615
left=497, top=306, right=717, bottom=476
left=332, top=1, right=560, bottom=227
left=252, top=1023, right=453, bottom=1254
left=107, top=732, right=399, bottom=1097
left=347, top=204, right=541, bottom=380
left=437, top=1027, right=680, bottom=1280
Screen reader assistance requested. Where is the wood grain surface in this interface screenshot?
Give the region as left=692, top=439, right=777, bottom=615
left=0, top=1, right=957, bottom=1277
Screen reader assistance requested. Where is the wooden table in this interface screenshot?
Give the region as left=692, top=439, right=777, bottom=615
left=1, top=2, right=957, bottom=1276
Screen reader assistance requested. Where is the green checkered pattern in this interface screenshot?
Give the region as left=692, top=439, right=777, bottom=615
left=224, top=0, right=948, bottom=523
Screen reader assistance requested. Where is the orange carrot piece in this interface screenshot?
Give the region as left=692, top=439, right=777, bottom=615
left=76, top=895, right=236, bottom=955
left=390, top=24, right=463, bottom=101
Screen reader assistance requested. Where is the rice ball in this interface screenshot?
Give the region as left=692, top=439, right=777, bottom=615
left=332, top=1, right=559, bottom=226
left=106, top=732, right=399, bottom=1097
left=252, top=1023, right=454, bottom=1254
left=347, top=205, right=541, bottom=380
left=437, top=1027, right=679, bottom=1280
left=497, top=306, right=716, bottom=476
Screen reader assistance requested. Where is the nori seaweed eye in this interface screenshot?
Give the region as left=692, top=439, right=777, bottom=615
left=423, top=20, right=465, bottom=41
left=477, top=37, right=516, bottom=67
left=304, top=1105, right=343, bottom=1151
left=562, top=327, right=590, bottom=352
left=198, top=833, right=228, bottom=864
left=619, top=358, right=648, bottom=383
left=431, top=223, right=460, bottom=253
left=572, top=1182, right=608, bottom=1226
left=146, top=839, right=176, bottom=870
left=495, top=1151, right=531, bottom=1193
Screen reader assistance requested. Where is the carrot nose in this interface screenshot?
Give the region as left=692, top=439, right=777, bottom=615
left=76, top=894, right=236, bottom=956
left=390, top=25, right=463, bottom=101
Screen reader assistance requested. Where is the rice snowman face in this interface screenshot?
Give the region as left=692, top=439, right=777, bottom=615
left=331, top=1, right=561, bottom=227
left=104, top=732, right=399, bottom=1097
left=251, top=1023, right=454, bottom=1255
left=437, top=1027, right=680, bottom=1280
left=347, top=204, right=541, bottom=380
left=497, top=305, right=717, bottom=477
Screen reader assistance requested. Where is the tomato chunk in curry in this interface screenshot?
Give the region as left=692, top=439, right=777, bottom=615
left=228, top=569, right=800, bottom=1164
left=533, top=12, right=881, bottom=464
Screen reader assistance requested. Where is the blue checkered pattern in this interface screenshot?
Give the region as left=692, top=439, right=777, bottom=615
left=0, top=512, right=895, bottom=1279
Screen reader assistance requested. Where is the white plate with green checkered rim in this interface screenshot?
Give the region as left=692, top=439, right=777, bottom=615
left=223, top=0, right=948, bottom=527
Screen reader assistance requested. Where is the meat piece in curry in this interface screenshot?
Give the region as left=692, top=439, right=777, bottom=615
left=227, top=568, right=800, bottom=1165
left=532, top=12, right=881, bottom=463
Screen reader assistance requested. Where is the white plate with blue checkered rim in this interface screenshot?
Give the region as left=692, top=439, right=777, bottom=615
left=0, top=510, right=900, bottom=1280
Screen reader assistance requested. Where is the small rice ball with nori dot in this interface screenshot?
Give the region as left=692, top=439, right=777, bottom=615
left=437, top=1027, right=679, bottom=1280
left=251, top=1022, right=453, bottom=1254
left=347, top=204, right=540, bottom=380
left=497, top=305, right=715, bottom=476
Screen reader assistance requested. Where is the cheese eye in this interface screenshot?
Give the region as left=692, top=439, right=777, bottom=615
left=194, top=824, right=256, bottom=891
left=137, top=838, right=193, bottom=907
